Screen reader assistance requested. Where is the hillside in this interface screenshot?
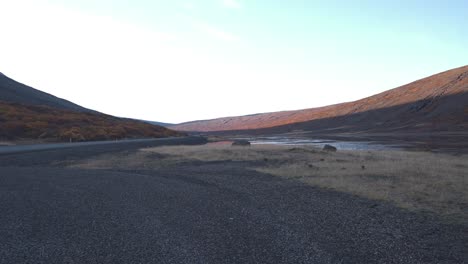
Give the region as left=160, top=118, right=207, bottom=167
left=0, top=72, right=93, bottom=112
left=0, top=73, right=182, bottom=142
left=0, top=101, right=181, bottom=141
left=171, top=65, right=468, bottom=134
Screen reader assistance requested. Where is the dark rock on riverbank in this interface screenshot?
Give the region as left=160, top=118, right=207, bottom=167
left=323, top=144, right=337, bottom=152
left=232, top=140, right=251, bottom=146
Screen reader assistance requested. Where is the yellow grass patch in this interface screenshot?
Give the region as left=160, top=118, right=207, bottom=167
left=73, top=144, right=468, bottom=222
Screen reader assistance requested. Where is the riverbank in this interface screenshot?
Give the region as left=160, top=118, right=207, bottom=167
left=203, top=130, right=468, bottom=154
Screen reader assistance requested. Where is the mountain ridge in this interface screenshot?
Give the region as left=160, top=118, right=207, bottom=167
left=170, top=65, right=468, bottom=133
left=0, top=72, right=94, bottom=113
left=0, top=73, right=183, bottom=142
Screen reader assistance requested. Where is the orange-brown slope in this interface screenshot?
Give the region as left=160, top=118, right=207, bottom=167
left=0, top=101, right=183, bottom=142
left=171, top=65, right=468, bottom=133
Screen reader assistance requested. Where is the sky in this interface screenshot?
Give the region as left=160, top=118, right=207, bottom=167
left=0, top=0, right=467, bottom=123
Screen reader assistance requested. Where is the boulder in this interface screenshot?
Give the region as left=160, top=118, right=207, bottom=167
left=322, top=144, right=337, bottom=152
left=232, top=140, right=251, bottom=146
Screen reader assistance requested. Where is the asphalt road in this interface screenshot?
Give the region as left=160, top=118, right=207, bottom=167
left=0, top=138, right=466, bottom=263
left=0, top=138, right=193, bottom=155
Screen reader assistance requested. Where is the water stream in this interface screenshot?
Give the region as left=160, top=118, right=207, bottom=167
left=247, top=136, right=404, bottom=151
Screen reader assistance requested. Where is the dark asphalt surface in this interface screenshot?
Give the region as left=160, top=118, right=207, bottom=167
left=0, top=138, right=466, bottom=263
left=0, top=138, right=193, bottom=155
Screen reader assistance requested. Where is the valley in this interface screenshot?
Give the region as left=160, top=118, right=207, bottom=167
left=1, top=64, right=467, bottom=263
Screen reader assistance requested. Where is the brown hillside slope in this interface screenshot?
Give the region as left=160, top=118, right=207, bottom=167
left=0, top=101, right=182, bottom=142
left=171, top=65, right=468, bottom=133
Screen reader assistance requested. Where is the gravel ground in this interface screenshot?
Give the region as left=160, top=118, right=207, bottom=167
left=0, top=138, right=466, bottom=263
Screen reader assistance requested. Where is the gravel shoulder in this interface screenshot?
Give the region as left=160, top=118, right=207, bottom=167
left=0, top=140, right=466, bottom=263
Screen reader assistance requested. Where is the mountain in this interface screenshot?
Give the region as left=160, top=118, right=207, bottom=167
left=0, top=72, right=94, bottom=112
left=170, top=66, right=468, bottom=134
left=0, top=73, right=182, bottom=142
left=140, top=120, right=174, bottom=127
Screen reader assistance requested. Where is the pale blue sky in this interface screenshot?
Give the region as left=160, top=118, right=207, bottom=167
left=0, top=0, right=467, bottom=123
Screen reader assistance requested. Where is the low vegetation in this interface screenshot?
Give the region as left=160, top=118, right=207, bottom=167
left=73, top=144, right=468, bottom=222
left=0, top=101, right=182, bottom=141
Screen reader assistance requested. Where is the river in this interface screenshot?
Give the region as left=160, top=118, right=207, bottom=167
left=247, top=136, right=405, bottom=151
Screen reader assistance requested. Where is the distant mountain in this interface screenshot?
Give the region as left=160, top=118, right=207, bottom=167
left=0, top=73, right=183, bottom=142
left=0, top=72, right=93, bottom=112
left=140, top=120, right=174, bottom=127
left=171, top=66, right=468, bottom=134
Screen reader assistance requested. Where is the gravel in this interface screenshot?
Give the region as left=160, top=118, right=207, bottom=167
left=0, top=139, right=466, bottom=263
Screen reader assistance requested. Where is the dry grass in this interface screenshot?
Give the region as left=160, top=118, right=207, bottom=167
left=73, top=144, right=468, bottom=221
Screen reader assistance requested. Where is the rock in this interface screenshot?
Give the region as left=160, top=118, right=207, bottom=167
left=232, top=140, right=251, bottom=146
left=322, top=144, right=337, bottom=152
